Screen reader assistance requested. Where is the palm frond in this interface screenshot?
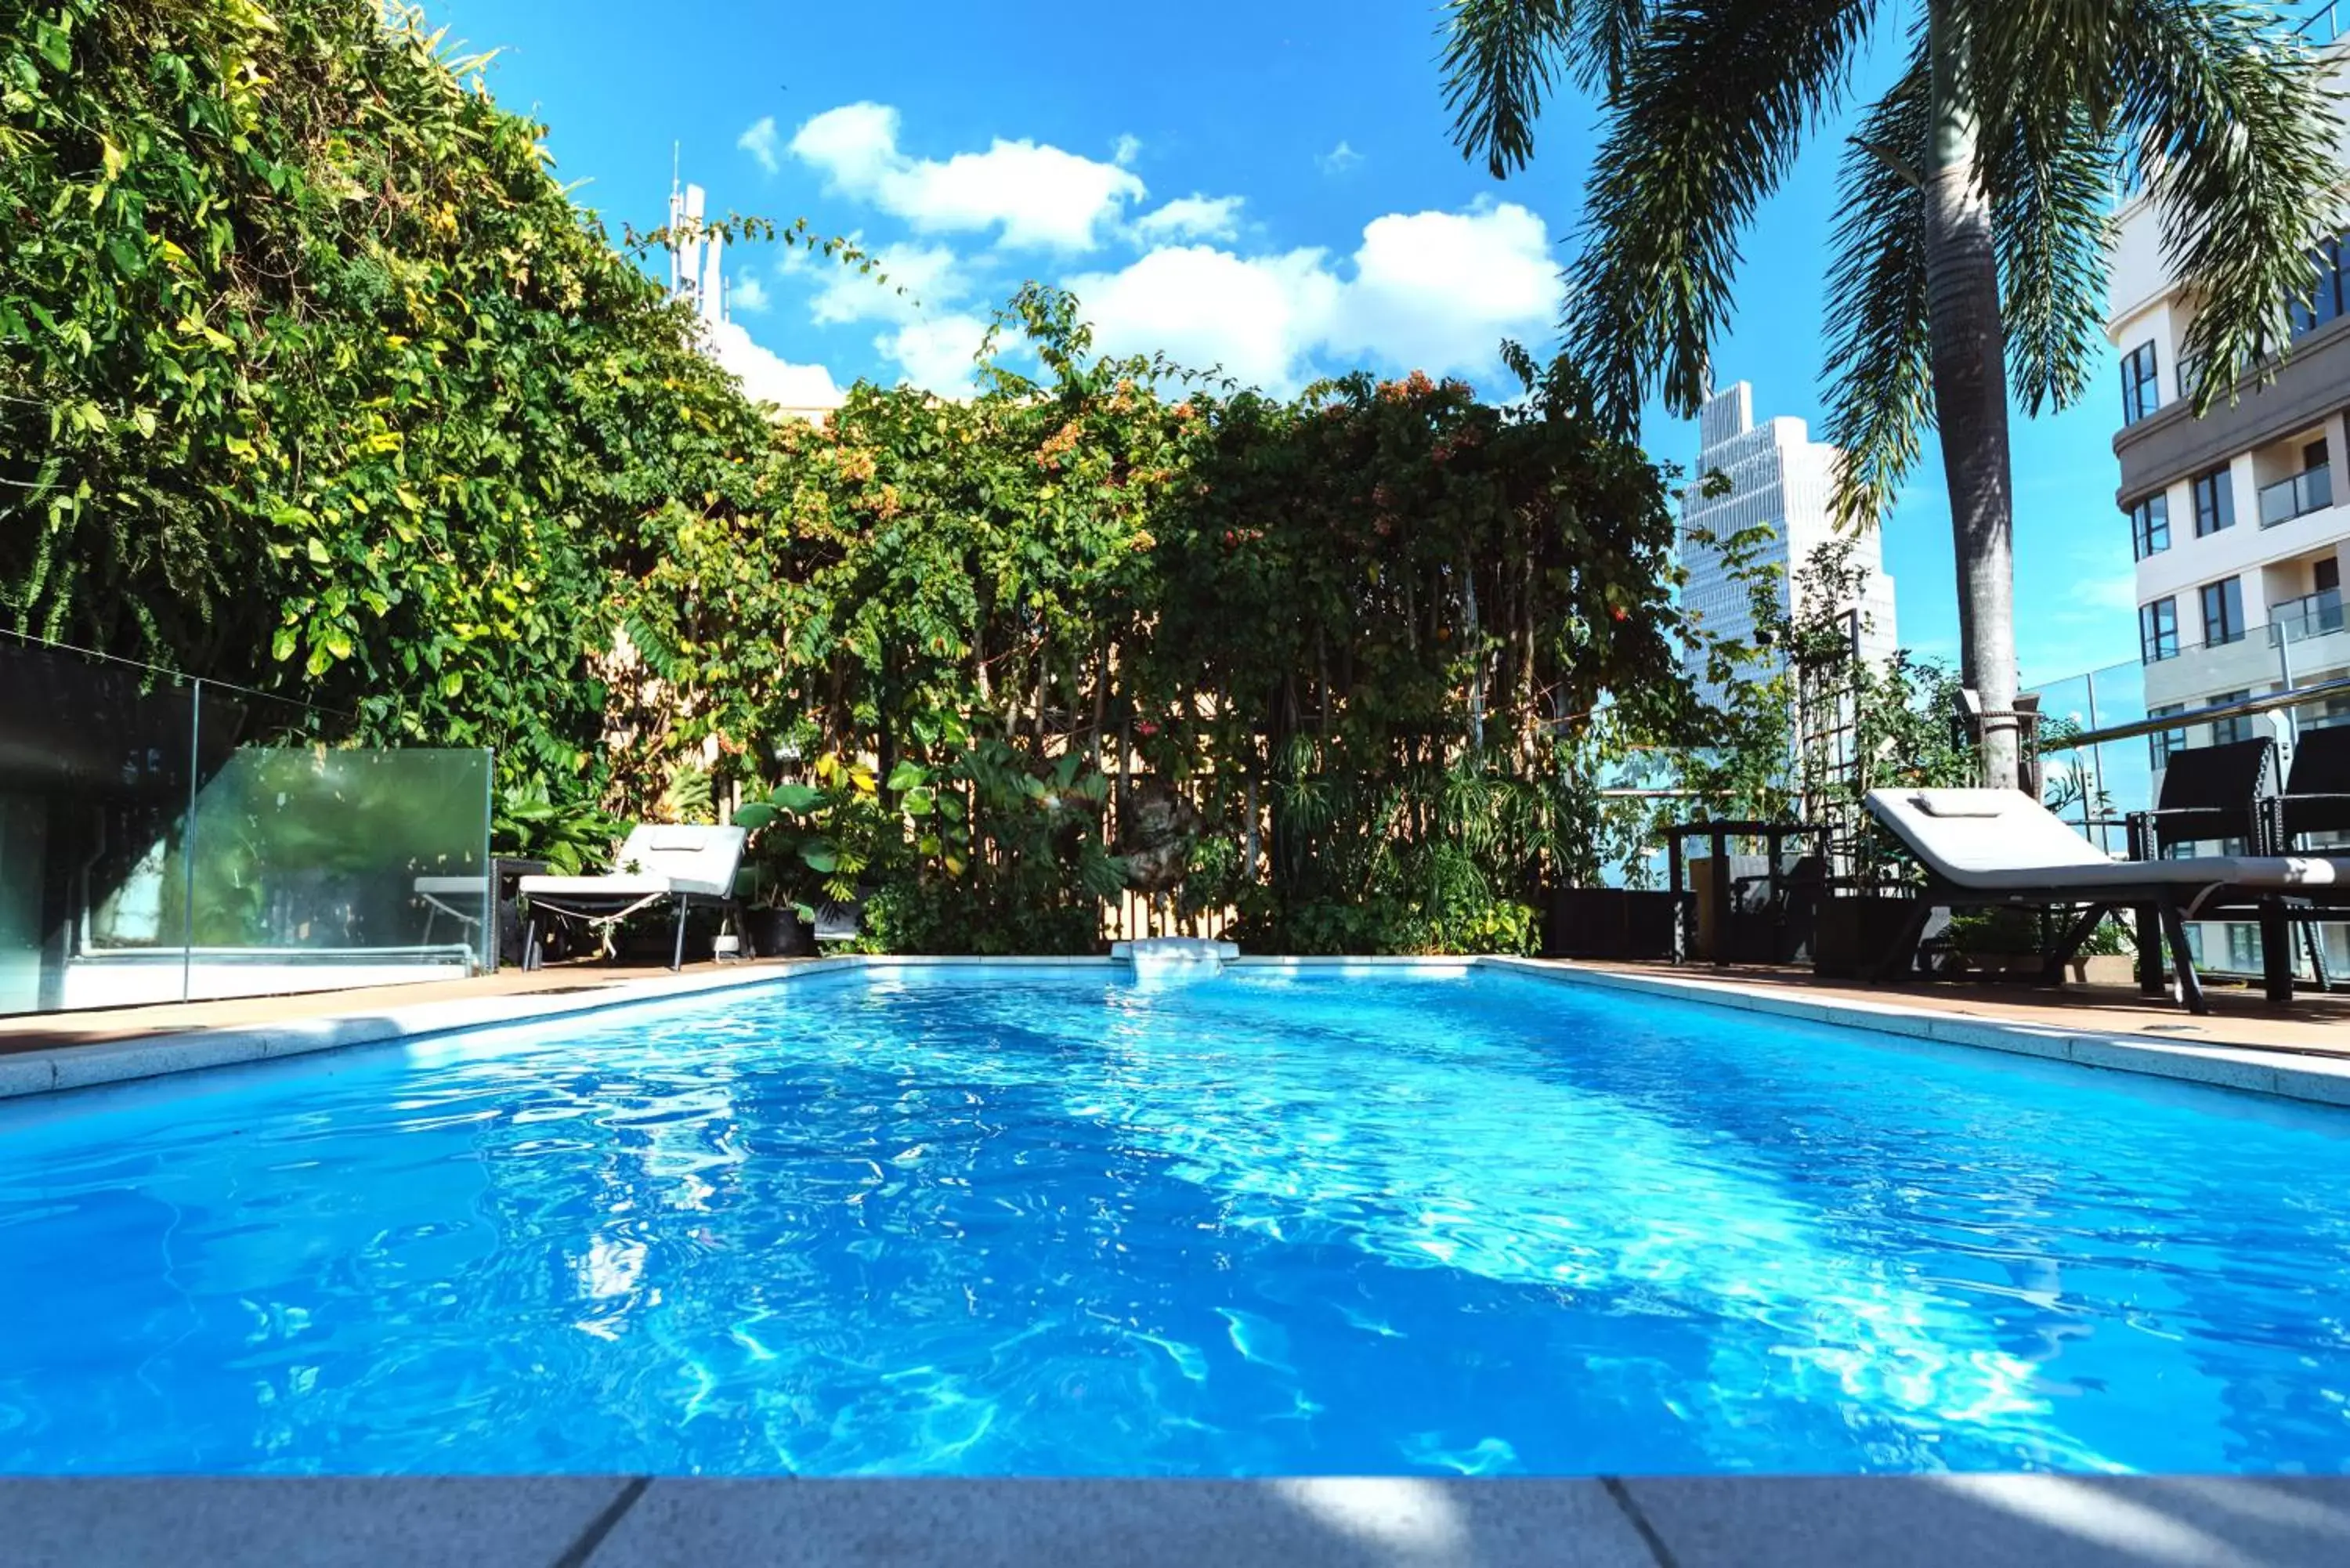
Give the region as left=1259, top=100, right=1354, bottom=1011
left=1822, top=39, right=1932, bottom=529
left=1984, top=107, right=2119, bottom=417
left=1568, top=0, right=1879, bottom=426
left=1439, top=0, right=1654, bottom=177
left=2112, top=0, right=2338, bottom=408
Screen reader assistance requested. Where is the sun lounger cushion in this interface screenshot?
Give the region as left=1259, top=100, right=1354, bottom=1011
left=516, top=826, right=749, bottom=901
left=1866, top=788, right=2348, bottom=894
left=513, top=874, right=677, bottom=901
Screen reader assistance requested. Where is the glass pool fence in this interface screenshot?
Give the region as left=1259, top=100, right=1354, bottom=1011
left=0, top=637, right=493, bottom=1016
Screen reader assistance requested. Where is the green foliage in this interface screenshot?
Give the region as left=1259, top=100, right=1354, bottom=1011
left=625, top=298, right=1691, bottom=954
left=1, top=0, right=785, bottom=794
left=1629, top=531, right=1976, bottom=889
left=5, top=0, right=1699, bottom=956
left=492, top=775, right=616, bottom=876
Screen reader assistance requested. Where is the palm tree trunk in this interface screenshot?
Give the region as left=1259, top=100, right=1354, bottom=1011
left=1923, top=2, right=2020, bottom=790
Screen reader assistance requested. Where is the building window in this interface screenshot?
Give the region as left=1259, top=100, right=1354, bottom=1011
left=2211, top=689, right=2254, bottom=747
left=2225, top=923, right=2263, bottom=974
left=2190, top=467, right=2234, bottom=536
left=2149, top=703, right=2188, bottom=769
left=2121, top=341, right=2161, bottom=425
left=2200, top=576, right=2245, bottom=647
left=2140, top=597, right=2179, bottom=663
left=2129, top=492, right=2170, bottom=559
left=2291, top=234, right=2350, bottom=337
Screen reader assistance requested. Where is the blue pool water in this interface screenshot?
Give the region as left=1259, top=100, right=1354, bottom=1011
left=2, top=963, right=2348, bottom=1476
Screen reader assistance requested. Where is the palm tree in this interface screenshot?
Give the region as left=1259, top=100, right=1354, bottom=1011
left=1443, top=0, right=2336, bottom=787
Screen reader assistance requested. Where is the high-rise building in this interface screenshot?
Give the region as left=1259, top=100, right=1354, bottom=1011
left=1678, top=381, right=1898, bottom=707
left=2102, top=13, right=2348, bottom=970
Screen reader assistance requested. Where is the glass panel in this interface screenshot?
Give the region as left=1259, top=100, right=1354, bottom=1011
left=0, top=638, right=199, bottom=1012
left=2030, top=650, right=2346, bottom=981
left=182, top=719, right=494, bottom=1003
left=0, top=637, right=494, bottom=1014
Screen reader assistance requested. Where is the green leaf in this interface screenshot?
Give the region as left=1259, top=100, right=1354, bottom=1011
left=768, top=782, right=826, bottom=813
left=732, top=802, right=779, bottom=831
left=799, top=840, right=841, bottom=874
left=884, top=761, right=926, bottom=791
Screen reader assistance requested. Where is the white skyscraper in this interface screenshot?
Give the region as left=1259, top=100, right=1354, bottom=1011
left=1678, top=381, right=1898, bottom=706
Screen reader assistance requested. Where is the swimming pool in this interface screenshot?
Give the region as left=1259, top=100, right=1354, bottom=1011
left=2, top=962, right=2347, bottom=1476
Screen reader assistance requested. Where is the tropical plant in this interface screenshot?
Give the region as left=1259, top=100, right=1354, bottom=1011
left=1441, top=0, right=2337, bottom=789
left=493, top=776, right=618, bottom=876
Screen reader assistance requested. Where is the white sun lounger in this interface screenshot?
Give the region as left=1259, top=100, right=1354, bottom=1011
left=1864, top=788, right=2350, bottom=1011
left=516, top=825, right=748, bottom=971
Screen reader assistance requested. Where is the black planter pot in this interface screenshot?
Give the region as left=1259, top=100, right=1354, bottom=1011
left=1544, top=887, right=1679, bottom=960
left=1813, top=894, right=1925, bottom=980
left=745, top=906, right=816, bottom=958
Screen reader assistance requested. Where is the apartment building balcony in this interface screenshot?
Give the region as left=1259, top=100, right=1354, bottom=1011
left=2141, top=607, right=2350, bottom=710
left=2259, top=464, right=2334, bottom=527
left=2274, top=587, right=2346, bottom=645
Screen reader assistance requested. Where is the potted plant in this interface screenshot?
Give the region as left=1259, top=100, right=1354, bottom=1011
left=2066, top=916, right=2139, bottom=988
left=1937, top=905, right=2052, bottom=979
left=732, top=781, right=838, bottom=956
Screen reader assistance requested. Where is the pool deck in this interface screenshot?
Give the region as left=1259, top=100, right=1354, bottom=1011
left=6, top=1472, right=2348, bottom=1566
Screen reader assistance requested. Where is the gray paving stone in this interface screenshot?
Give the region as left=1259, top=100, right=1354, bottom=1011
left=0, top=1476, right=633, bottom=1568
left=46, top=1033, right=271, bottom=1093
left=1620, top=1473, right=2350, bottom=1567
left=584, top=1477, right=1658, bottom=1568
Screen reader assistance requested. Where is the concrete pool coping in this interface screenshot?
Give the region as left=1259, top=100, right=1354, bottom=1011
left=2, top=952, right=2348, bottom=1111
left=8, top=1472, right=2350, bottom=1566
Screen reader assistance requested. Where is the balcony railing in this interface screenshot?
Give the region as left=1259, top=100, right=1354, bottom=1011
left=2272, top=587, right=2346, bottom=645
left=2258, top=464, right=2333, bottom=527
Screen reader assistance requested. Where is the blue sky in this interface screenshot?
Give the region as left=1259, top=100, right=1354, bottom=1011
left=430, top=0, right=2143, bottom=684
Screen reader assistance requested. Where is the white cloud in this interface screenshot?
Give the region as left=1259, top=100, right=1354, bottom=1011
left=1317, top=140, right=1363, bottom=175
left=790, top=102, right=1145, bottom=251
left=1112, top=133, right=1141, bottom=168
left=737, top=115, right=782, bottom=175
left=1065, top=245, right=1342, bottom=388
left=876, top=313, right=993, bottom=396
left=730, top=271, right=772, bottom=314
left=1066, top=199, right=1558, bottom=393
left=1331, top=202, right=1558, bottom=370
left=1133, top=193, right=1244, bottom=244
left=706, top=320, right=842, bottom=411
left=801, top=242, right=967, bottom=327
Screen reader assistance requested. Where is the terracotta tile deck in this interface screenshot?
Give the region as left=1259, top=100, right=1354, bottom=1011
left=0, top=956, right=820, bottom=1054
left=1573, top=960, right=2350, bottom=1057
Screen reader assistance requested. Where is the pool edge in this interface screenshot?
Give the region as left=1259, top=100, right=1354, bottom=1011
left=2, top=953, right=2346, bottom=1112
left=1484, top=958, right=2350, bottom=1111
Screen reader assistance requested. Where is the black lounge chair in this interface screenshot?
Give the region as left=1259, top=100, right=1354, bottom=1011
left=2270, top=725, right=2350, bottom=990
